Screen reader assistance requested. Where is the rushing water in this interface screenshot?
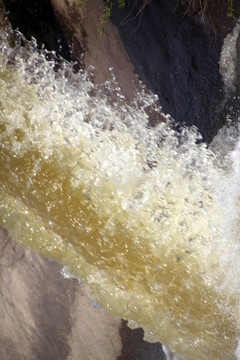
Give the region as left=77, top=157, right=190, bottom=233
left=1, top=28, right=240, bottom=359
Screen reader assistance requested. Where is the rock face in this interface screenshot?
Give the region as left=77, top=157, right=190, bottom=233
left=50, top=0, right=140, bottom=101
left=110, top=0, right=234, bottom=142
left=0, top=227, right=165, bottom=360
left=50, top=0, right=236, bottom=142
left=0, top=227, right=122, bottom=360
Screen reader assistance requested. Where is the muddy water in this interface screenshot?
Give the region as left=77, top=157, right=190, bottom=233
left=1, top=30, right=240, bottom=359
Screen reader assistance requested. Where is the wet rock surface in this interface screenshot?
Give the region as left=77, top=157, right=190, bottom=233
left=3, top=0, right=237, bottom=141
left=110, top=0, right=235, bottom=142
left=0, top=227, right=165, bottom=360
left=0, top=227, right=122, bottom=360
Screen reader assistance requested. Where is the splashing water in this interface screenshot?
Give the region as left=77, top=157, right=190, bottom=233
left=1, top=29, right=240, bottom=359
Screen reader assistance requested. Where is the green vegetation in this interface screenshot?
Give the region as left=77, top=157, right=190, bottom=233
left=77, top=0, right=88, bottom=8
left=99, top=1, right=114, bottom=35
left=227, top=0, right=240, bottom=19
left=77, top=0, right=240, bottom=36
left=78, top=0, right=126, bottom=35
left=4, top=0, right=240, bottom=42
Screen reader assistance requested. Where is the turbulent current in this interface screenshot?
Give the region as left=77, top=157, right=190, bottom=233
left=1, top=28, right=240, bottom=359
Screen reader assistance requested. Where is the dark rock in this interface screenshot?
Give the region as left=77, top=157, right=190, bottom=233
left=118, top=320, right=164, bottom=360
left=3, top=0, right=71, bottom=60
left=110, top=0, right=234, bottom=142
